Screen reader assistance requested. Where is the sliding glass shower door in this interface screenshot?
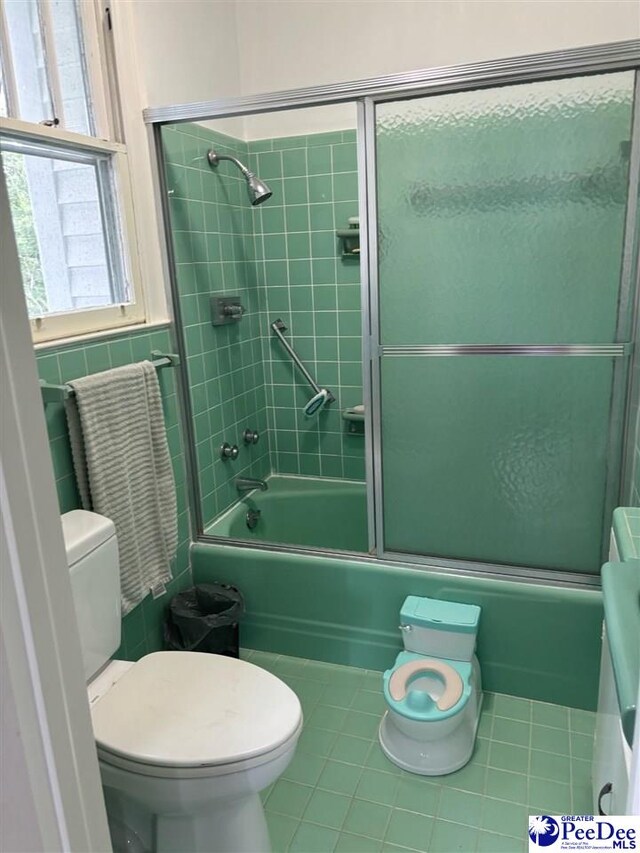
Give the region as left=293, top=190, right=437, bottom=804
left=373, top=72, right=637, bottom=575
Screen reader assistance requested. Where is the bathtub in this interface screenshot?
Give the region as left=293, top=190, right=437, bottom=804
left=191, top=539, right=604, bottom=709
left=205, top=475, right=368, bottom=552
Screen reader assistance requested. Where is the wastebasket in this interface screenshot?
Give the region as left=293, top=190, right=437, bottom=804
left=164, top=583, right=244, bottom=657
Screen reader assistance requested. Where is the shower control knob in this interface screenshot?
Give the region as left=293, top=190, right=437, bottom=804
left=220, top=442, right=239, bottom=460
left=243, top=429, right=260, bottom=445
left=223, top=304, right=244, bottom=318
left=211, top=296, right=245, bottom=326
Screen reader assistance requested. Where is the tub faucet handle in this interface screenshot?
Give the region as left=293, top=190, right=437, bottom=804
left=399, top=624, right=412, bottom=632
left=243, top=428, right=260, bottom=445
left=220, top=442, right=239, bottom=460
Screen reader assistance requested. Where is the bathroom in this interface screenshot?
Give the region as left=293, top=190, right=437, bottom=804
left=1, top=2, right=639, bottom=852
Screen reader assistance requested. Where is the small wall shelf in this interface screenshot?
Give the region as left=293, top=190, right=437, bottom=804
left=343, top=406, right=365, bottom=434
left=336, top=217, right=360, bottom=260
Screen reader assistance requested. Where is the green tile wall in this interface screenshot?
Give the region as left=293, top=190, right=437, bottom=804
left=248, top=131, right=365, bottom=480
left=35, top=326, right=192, bottom=659
left=162, top=124, right=365, bottom=529
left=163, top=124, right=272, bottom=526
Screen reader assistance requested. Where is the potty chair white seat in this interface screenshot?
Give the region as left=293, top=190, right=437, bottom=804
left=63, top=510, right=301, bottom=853
left=388, top=658, right=465, bottom=711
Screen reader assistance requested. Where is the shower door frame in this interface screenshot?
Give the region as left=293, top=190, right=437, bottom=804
left=364, top=70, right=640, bottom=584
left=145, top=39, right=640, bottom=588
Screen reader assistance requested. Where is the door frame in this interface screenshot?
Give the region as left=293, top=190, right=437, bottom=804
left=0, top=163, right=112, bottom=851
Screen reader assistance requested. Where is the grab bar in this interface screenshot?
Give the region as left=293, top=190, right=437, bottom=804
left=270, top=319, right=335, bottom=403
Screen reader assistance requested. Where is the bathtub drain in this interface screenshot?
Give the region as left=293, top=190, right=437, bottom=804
left=246, top=509, right=261, bottom=530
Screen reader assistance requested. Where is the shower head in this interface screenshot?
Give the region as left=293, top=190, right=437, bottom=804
left=245, top=172, right=272, bottom=207
left=206, top=148, right=272, bottom=206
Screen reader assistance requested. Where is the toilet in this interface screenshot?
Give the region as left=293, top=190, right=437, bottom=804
left=379, top=595, right=482, bottom=776
left=63, top=509, right=301, bottom=853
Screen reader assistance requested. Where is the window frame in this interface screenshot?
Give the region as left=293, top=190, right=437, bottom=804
left=0, top=0, right=154, bottom=343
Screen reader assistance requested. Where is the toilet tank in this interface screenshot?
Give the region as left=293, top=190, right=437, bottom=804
left=399, top=596, right=480, bottom=662
left=62, top=510, right=121, bottom=681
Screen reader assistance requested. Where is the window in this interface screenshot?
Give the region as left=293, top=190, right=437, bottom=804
left=0, top=0, right=145, bottom=341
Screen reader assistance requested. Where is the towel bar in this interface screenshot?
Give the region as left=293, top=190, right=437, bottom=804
left=39, top=351, right=181, bottom=404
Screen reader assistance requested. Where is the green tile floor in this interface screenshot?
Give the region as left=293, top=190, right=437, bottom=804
left=242, top=650, right=595, bottom=853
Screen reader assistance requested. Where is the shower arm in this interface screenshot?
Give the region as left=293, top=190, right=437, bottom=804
left=206, top=148, right=272, bottom=206
left=271, top=320, right=335, bottom=404
left=207, top=150, right=252, bottom=177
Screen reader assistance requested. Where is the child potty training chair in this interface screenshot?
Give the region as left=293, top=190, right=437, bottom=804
left=379, top=596, right=482, bottom=775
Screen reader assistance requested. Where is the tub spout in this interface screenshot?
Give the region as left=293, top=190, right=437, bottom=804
left=235, top=477, right=268, bottom=494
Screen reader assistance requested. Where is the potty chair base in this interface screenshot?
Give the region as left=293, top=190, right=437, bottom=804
left=379, top=697, right=482, bottom=776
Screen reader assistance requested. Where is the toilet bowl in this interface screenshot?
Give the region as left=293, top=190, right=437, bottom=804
left=63, top=510, right=301, bottom=853
left=90, top=652, right=301, bottom=853
left=379, top=596, right=482, bottom=775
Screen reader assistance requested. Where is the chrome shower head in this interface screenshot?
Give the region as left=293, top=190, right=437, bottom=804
left=206, top=148, right=272, bottom=206
left=245, top=172, right=272, bottom=206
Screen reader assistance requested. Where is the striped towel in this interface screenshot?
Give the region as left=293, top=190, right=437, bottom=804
left=65, top=361, right=177, bottom=614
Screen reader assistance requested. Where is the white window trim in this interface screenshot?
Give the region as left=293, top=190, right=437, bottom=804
left=0, top=0, right=171, bottom=346
left=76, top=0, right=118, bottom=141
left=1, top=117, right=147, bottom=342
left=105, top=0, right=172, bottom=330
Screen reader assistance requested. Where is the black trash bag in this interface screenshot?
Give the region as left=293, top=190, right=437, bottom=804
left=164, top=583, right=244, bottom=657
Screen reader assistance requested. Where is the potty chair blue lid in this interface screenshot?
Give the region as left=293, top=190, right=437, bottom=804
left=400, top=596, right=480, bottom=634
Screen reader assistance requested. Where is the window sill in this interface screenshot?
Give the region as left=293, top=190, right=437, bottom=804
left=33, top=318, right=172, bottom=352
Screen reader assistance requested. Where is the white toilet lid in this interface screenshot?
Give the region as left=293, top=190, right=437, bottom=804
left=91, top=652, right=302, bottom=768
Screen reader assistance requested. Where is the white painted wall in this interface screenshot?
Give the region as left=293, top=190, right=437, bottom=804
left=234, top=0, right=640, bottom=138
left=129, top=0, right=245, bottom=137
left=131, top=0, right=639, bottom=138
left=131, top=0, right=240, bottom=108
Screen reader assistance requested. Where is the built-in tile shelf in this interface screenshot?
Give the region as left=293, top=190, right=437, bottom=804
left=336, top=217, right=360, bottom=259
left=343, top=406, right=365, bottom=434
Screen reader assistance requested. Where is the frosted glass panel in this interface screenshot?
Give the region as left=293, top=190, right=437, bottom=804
left=381, top=357, right=613, bottom=573
left=376, top=73, right=634, bottom=345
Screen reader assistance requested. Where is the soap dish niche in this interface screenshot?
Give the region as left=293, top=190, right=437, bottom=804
left=336, top=216, right=360, bottom=260
left=343, top=405, right=365, bottom=434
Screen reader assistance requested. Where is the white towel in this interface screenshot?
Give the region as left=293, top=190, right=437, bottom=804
left=66, top=361, right=177, bottom=614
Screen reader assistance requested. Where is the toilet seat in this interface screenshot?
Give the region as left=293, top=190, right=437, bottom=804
left=91, top=652, right=302, bottom=770
left=389, top=658, right=463, bottom=711
left=96, top=721, right=302, bottom=780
